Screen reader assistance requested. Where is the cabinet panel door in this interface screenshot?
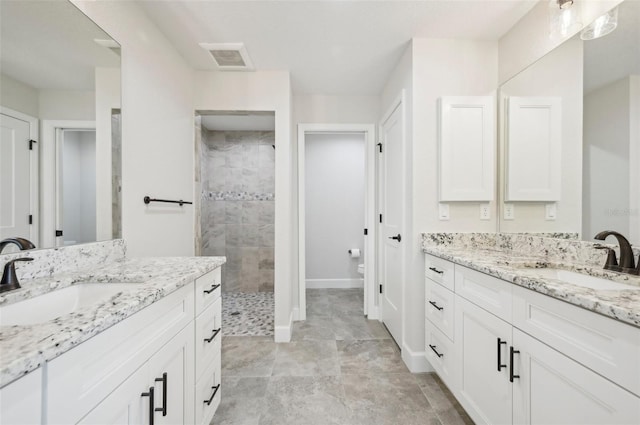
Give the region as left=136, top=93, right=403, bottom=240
left=147, top=324, right=195, bottom=425
left=456, top=295, right=512, bottom=425
left=0, top=368, right=41, bottom=425
left=77, top=365, right=147, bottom=425
left=512, top=328, right=640, bottom=425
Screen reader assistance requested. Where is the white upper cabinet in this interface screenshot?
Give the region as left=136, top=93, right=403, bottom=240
left=505, top=96, right=562, bottom=202
left=439, top=96, right=495, bottom=202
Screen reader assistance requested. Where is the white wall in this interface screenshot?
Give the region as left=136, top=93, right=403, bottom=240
left=193, top=70, right=293, bottom=341
left=38, top=90, right=95, bottom=121
left=498, top=37, right=583, bottom=234
left=630, top=75, right=640, bottom=245
left=305, top=133, right=365, bottom=282
left=73, top=0, right=196, bottom=258
left=293, top=95, right=379, bottom=124
left=0, top=73, right=39, bottom=117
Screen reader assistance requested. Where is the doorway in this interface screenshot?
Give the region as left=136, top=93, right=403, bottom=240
left=297, top=124, right=377, bottom=321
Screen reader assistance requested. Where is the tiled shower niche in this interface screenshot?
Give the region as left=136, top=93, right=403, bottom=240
left=200, top=130, right=275, bottom=293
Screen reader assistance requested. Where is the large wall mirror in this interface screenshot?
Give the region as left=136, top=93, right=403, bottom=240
left=498, top=0, right=639, bottom=245
left=1, top=0, right=122, bottom=251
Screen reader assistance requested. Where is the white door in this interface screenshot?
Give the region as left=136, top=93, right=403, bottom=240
left=379, top=103, right=404, bottom=344
left=512, top=328, right=640, bottom=425
left=0, top=113, right=31, bottom=244
left=456, top=296, right=513, bottom=425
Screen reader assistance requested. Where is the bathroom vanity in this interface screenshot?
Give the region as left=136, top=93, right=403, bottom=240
left=0, top=241, right=224, bottom=425
left=423, top=233, right=640, bottom=425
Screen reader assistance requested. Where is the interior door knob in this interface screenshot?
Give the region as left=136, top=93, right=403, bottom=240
left=389, top=234, right=401, bottom=242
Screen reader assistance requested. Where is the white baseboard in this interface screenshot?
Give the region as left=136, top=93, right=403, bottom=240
left=306, top=278, right=364, bottom=289
left=402, top=343, right=433, bottom=373
left=292, top=307, right=300, bottom=321
left=366, top=305, right=379, bottom=320
left=274, top=311, right=293, bottom=342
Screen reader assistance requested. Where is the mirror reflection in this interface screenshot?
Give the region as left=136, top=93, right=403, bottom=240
left=0, top=0, right=122, bottom=251
left=498, top=0, right=639, bottom=245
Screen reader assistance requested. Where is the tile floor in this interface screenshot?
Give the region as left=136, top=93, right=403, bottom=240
left=222, top=292, right=274, bottom=336
left=213, top=288, right=474, bottom=425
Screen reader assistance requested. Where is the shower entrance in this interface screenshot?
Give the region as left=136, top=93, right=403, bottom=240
left=195, top=111, right=276, bottom=337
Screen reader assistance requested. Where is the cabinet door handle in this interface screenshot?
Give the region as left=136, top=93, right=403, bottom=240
left=509, top=346, right=520, bottom=382
left=204, top=384, right=220, bottom=406
left=141, top=386, right=155, bottom=425
left=389, top=234, right=401, bottom=242
left=429, top=344, right=444, bottom=358
left=204, top=328, right=221, bottom=343
left=497, top=338, right=507, bottom=371
left=154, top=372, right=167, bottom=416
left=428, top=267, right=444, bottom=275
left=204, top=283, right=220, bottom=294
left=428, top=300, right=444, bottom=311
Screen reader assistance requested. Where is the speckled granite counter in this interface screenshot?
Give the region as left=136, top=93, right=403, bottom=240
left=421, top=233, right=640, bottom=329
left=0, top=255, right=225, bottom=388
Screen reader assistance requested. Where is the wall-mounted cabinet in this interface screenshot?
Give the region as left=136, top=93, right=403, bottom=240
left=439, top=96, right=495, bottom=202
left=505, top=96, right=562, bottom=202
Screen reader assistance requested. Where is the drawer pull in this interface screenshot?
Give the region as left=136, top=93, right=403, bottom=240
left=429, top=344, right=444, bottom=358
left=204, top=283, right=221, bottom=294
left=141, top=387, right=155, bottom=425
left=428, top=300, right=444, bottom=311
left=154, top=372, right=167, bottom=416
left=497, top=338, right=507, bottom=371
left=204, top=328, right=221, bottom=343
left=204, top=384, right=221, bottom=406
left=429, top=267, right=444, bottom=275
left=509, top=346, right=520, bottom=382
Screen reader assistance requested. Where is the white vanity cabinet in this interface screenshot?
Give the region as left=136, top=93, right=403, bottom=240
left=424, top=255, right=640, bottom=425
left=0, top=368, right=42, bottom=425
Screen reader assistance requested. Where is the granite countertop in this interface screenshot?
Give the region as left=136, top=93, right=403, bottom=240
left=422, top=245, right=640, bottom=328
left=0, top=256, right=225, bottom=388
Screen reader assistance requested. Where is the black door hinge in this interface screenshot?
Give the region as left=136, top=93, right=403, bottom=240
left=377, top=142, right=383, bottom=153
left=28, top=214, right=33, bottom=225
left=379, top=214, right=383, bottom=223
left=379, top=284, right=383, bottom=294
left=364, top=228, right=368, bottom=236
left=29, top=139, right=37, bottom=150
left=55, top=230, right=63, bottom=237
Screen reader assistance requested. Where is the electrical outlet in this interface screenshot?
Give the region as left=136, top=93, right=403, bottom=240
left=480, top=203, right=491, bottom=220
left=545, top=203, right=557, bottom=220
left=504, top=203, right=515, bottom=220
left=438, top=203, right=450, bottom=220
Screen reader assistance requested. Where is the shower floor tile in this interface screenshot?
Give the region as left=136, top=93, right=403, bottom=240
left=222, top=291, right=274, bottom=336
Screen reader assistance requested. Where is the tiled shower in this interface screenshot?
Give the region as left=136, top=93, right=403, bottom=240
left=198, top=119, right=275, bottom=336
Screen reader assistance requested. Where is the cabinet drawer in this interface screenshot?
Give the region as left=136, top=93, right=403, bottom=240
left=454, top=265, right=512, bottom=322
left=425, top=320, right=457, bottom=391
left=0, top=368, right=42, bottom=425
left=425, top=279, right=455, bottom=341
left=425, top=254, right=455, bottom=291
left=512, top=285, right=640, bottom=397
left=195, top=353, right=221, bottom=425
left=195, top=297, right=222, bottom=376
left=195, top=268, right=221, bottom=316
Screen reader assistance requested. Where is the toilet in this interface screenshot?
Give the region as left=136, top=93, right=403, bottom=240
left=357, top=264, right=364, bottom=275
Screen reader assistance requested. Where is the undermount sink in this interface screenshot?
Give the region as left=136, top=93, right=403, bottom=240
left=522, top=268, right=640, bottom=291
left=0, top=283, right=142, bottom=326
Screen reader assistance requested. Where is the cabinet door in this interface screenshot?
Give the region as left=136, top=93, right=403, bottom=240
left=0, top=368, right=42, bottom=425
left=456, top=295, right=512, bottom=425
left=512, top=328, right=640, bottom=425
left=147, top=324, right=195, bottom=425
left=78, top=365, right=147, bottom=425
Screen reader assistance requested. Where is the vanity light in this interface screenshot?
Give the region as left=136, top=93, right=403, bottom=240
left=549, top=0, right=581, bottom=39
left=580, top=7, right=618, bottom=40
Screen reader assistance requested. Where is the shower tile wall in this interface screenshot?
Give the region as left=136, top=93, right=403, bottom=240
left=201, top=130, right=275, bottom=293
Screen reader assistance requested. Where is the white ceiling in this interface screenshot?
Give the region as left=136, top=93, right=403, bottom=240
left=583, top=0, right=640, bottom=94
left=201, top=114, right=276, bottom=131
left=0, top=0, right=120, bottom=91
left=140, top=0, right=538, bottom=95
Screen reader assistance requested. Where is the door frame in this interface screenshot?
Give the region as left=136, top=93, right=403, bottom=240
left=377, top=90, right=406, bottom=345
left=297, top=123, right=377, bottom=321
left=1, top=106, right=39, bottom=246
left=41, top=120, right=96, bottom=247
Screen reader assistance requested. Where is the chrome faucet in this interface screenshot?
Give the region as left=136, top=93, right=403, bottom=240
left=0, top=237, right=35, bottom=254
left=594, top=231, right=636, bottom=274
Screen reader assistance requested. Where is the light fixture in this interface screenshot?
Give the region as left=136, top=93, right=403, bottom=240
left=580, top=7, right=619, bottom=40
left=549, top=0, right=581, bottom=40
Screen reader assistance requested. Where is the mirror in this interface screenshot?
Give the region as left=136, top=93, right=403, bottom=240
left=498, top=0, right=639, bottom=245
left=0, top=0, right=122, bottom=251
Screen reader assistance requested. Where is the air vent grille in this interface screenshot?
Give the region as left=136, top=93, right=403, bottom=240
left=199, top=42, right=254, bottom=71
left=208, top=50, right=246, bottom=67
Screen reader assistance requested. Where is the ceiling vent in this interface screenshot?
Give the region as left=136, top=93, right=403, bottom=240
left=199, top=43, right=254, bottom=71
